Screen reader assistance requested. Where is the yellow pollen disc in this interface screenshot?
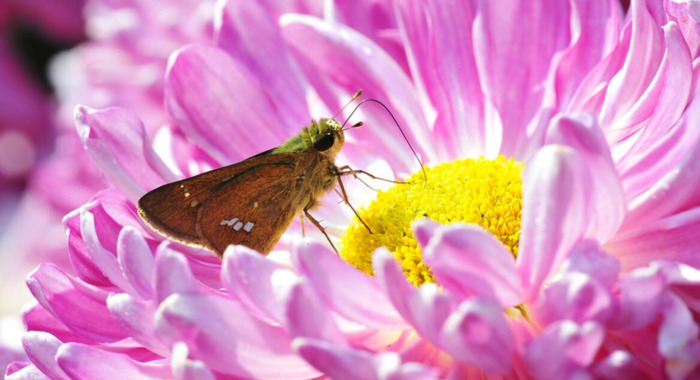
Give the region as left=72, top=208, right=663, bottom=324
left=339, top=156, right=523, bottom=286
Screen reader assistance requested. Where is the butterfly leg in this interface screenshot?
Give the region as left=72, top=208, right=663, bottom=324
left=336, top=165, right=407, bottom=185
left=303, top=207, right=338, bottom=254
left=299, top=215, right=306, bottom=237
left=334, top=171, right=372, bottom=234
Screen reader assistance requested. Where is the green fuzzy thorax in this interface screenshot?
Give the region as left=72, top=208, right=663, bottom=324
left=274, top=118, right=341, bottom=154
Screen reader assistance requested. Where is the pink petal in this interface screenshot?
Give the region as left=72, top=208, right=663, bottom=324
left=607, top=208, right=700, bottom=271
left=545, top=113, right=625, bottom=242
left=221, top=245, right=293, bottom=323
left=622, top=117, right=700, bottom=228
left=285, top=281, right=347, bottom=345
left=4, top=364, right=51, bottom=380
left=23, top=304, right=85, bottom=345
left=616, top=23, right=693, bottom=191
left=658, top=294, right=700, bottom=380
left=154, top=244, right=201, bottom=303
left=21, top=332, right=68, bottom=380
left=56, top=343, right=168, bottom=380
left=609, top=266, right=666, bottom=330
left=280, top=14, right=435, bottom=171
left=117, top=227, right=155, bottom=300
left=562, top=239, right=621, bottom=288
left=26, top=264, right=128, bottom=343
left=294, top=338, right=440, bottom=380
left=170, top=342, right=216, bottom=380
left=525, top=321, right=604, bottom=380
left=293, top=242, right=406, bottom=329
left=535, top=273, right=613, bottom=326
left=64, top=206, right=111, bottom=287
left=79, top=210, right=135, bottom=295
left=164, top=44, right=285, bottom=163
left=592, top=350, right=643, bottom=380
left=74, top=106, right=176, bottom=201
left=396, top=0, right=486, bottom=156
left=373, top=249, right=456, bottom=344
left=598, top=0, right=666, bottom=142
left=666, top=0, right=700, bottom=58
left=474, top=0, right=572, bottom=157
left=658, top=261, right=700, bottom=312
left=155, top=293, right=318, bottom=378
left=517, top=146, right=591, bottom=300
left=439, top=298, right=514, bottom=374
left=552, top=0, right=621, bottom=109
left=416, top=221, right=522, bottom=307
left=107, top=294, right=168, bottom=356
left=215, top=0, right=308, bottom=129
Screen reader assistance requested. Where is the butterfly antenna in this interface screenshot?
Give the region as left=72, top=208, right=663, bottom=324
left=341, top=98, right=427, bottom=184
left=332, top=89, right=363, bottom=120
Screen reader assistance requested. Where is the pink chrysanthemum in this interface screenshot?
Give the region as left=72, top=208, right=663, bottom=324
left=7, top=0, right=700, bottom=379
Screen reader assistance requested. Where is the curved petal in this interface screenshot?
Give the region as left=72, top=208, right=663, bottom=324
left=21, top=332, right=69, bottom=380
left=607, top=207, right=700, bottom=271
left=164, top=43, right=285, bottom=164
left=535, top=272, right=613, bottom=326
left=545, top=112, right=625, bottom=242
left=74, top=106, right=176, bottom=201
left=658, top=294, right=700, bottom=380
left=26, top=264, right=128, bottom=343
left=440, top=298, right=514, bottom=374
left=599, top=0, right=666, bottom=142
left=23, top=304, right=85, bottom=345
left=524, top=321, right=604, bottom=380
left=294, top=338, right=440, bottom=380
left=154, top=244, right=201, bottom=303
left=666, top=0, right=700, bottom=59
left=221, top=245, right=295, bottom=324
left=416, top=221, right=522, bottom=307
left=117, top=227, right=156, bottom=300
left=171, top=342, right=216, bottom=380
left=474, top=0, right=572, bottom=157
left=592, top=350, right=643, bottom=380
left=4, top=364, right=49, bottom=380
left=284, top=281, right=347, bottom=345
left=80, top=210, right=135, bottom=295
left=373, top=250, right=456, bottom=344
left=215, top=0, right=308, bottom=129
left=293, top=242, right=406, bottom=329
left=561, top=239, right=621, bottom=288
left=517, top=146, right=591, bottom=300
left=609, top=265, right=666, bottom=330
left=280, top=14, right=435, bottom=171
left=615, top=23, right=693, bottom=186
left=155, top=293, right=318, bottom=379
left=552, top=0, right=621, bottom=109
left=396, top=0, right=486, bottom=157
left=106, top=294, right=168, bottom=356
left=56, top=343, right=168, bottom=379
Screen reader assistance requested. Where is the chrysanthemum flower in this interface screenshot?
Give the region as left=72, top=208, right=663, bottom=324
left=7, top=0, right=700, bottom=379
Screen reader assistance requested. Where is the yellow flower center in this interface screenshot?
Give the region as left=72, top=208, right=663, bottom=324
left=340, top=156, right=523, bottom=286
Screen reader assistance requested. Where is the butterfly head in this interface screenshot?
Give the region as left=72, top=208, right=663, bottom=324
left=310, top=118, right=345, bottom=159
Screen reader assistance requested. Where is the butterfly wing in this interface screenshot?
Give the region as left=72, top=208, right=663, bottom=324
left=195, top=161, right=307, bottom=255
left=138, top=152, right=303, bottom=254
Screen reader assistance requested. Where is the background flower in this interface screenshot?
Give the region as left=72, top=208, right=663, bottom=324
left=5, top=0, right=700, bottom=379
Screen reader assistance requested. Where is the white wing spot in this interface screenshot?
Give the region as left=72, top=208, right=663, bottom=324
left=233, top=221, right=243, bottom=231
left=243, top=222, right=254, bottom=232
left=220, top=217, right=238, bottom=226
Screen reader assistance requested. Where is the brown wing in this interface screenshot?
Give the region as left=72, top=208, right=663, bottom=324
left=138, top=153, right=302, bottom=254
left=195, top=162, right=307, bottom=255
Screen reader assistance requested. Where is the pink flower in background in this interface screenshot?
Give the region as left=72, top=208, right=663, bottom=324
left=6, top=0, right=700, bottom=380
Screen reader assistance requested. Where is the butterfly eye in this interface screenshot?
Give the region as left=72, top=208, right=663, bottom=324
left=314, top=134, right=335, bottom=151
